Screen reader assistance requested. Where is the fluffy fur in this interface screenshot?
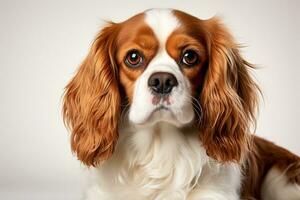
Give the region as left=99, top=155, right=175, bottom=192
left=63, top=9, right=300, bottom=199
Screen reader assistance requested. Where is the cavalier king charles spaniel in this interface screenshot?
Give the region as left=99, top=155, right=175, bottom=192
left=63, top=9, right=300, bottom=200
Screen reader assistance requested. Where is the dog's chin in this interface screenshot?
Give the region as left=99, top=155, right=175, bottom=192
left=130, top=107, right=194, bottom=128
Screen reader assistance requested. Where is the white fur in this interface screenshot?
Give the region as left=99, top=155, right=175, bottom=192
left=145, top=9, right=179, bottom=45
left=85, top=9, right=242, bottom=200
left=85, top=121, right=241, bottom=200
left=261, top=167, right=300, bottom=200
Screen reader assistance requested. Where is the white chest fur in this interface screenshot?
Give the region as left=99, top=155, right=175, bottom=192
left=85, top=123, right=241, bottom=200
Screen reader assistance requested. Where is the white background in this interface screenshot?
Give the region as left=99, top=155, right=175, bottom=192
left=0, top=0, right=299, bottom=199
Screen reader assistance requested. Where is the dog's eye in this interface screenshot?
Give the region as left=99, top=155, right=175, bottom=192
left=125, top=50, right=144, bottom=68
left=181, top=50, right=199, bottom=67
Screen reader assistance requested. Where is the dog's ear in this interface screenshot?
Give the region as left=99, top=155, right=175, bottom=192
left=199, top=18, right=259, bottom=163
left=63, top=23, right=121, bottom=166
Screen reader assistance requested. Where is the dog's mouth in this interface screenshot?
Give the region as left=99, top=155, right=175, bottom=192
left=141, top=104, right=179, bottom=125
left=129, top=87, right=195, bottom=127
left=154, top=105, right=170, bottom=112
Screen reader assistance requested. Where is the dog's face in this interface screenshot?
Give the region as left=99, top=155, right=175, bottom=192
left=117, top=10, right=207, bottom=126
left=63, top=9, right=258, bottom=166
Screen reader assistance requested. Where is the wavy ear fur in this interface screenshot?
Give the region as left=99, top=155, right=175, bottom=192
left=63, top=23, right=120, bottom=166
left=200, top=18, right=259, bottom=163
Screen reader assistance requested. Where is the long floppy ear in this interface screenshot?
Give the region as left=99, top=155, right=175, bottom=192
left=199, top=18, right=259, bottom=163
left=63, top=23, right=120, bottom=166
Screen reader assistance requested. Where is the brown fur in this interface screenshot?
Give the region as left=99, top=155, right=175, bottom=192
left=199, top=18, right=259, bottom=163
left=242, top=136, right=300, bottom=199
left=63, top=23, right=121, bottom=166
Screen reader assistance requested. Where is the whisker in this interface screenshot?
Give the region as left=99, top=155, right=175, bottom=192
left=120, top=97, right=131, bottom=126
left=188, top=95, right=203, bottom=125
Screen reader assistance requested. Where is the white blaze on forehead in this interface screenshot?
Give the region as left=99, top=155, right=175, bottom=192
left=145, top=9, right=180, bottom=45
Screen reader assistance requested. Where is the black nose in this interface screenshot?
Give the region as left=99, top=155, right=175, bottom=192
left=148, top=72, right=178, bottom=95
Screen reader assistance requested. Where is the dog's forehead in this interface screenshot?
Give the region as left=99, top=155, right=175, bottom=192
left=117, top=9, right=203, bottom=51
left=117, top=9, right=182, bottom=48
left=144, top=9, right=180, bottom=45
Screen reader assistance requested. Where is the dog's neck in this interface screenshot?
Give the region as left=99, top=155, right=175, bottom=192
left=95, top=121, right=206, bottom=197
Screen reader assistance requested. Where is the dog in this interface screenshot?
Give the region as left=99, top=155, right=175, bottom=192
left=63, top=8, right=300, bottom=200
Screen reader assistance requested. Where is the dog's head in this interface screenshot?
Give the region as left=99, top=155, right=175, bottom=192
left=63, top=9, right=259, bottom=166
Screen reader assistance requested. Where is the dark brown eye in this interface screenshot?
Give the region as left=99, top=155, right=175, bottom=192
left=125, top=50, right=144, bottom=68
left=181, top=50, right=199, bottom=67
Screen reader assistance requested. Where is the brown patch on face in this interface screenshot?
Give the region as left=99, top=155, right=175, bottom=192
left=166, top=32, right=207, bottom=94
left=115, top=13, right=159, bottom=103
left=166, top=10, right=209, bottom=95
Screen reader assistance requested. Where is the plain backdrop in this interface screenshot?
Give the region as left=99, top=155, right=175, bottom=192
left=0, top=0, right=299, bottom=199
